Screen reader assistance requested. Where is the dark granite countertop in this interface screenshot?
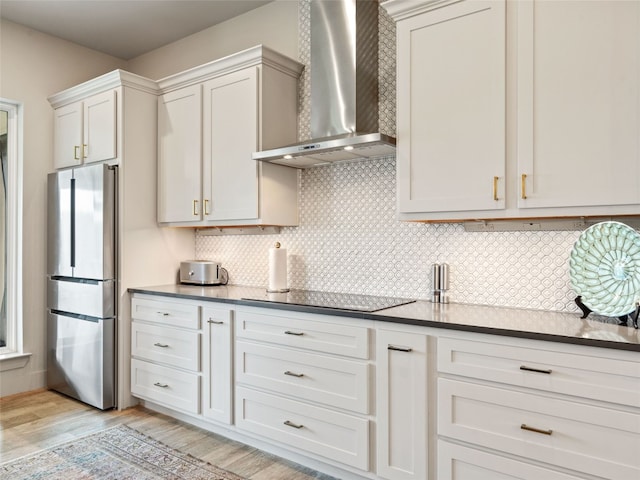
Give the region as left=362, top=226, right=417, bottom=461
left=128, top=284, right=640, bottom=352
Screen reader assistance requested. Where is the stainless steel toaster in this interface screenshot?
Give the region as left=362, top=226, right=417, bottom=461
left=180, top=261, right=224, bottom=285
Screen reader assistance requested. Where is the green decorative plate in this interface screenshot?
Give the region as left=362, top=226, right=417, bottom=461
left=569, top=221, right=640, bottom=317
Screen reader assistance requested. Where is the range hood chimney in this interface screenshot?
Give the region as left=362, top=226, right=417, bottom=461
left=253, top=0, right=396, bottom=168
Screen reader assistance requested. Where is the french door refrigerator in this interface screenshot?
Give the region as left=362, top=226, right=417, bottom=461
left=47, top=163, right=117, bottom=410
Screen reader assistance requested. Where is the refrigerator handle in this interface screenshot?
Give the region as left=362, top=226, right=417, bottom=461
left=70, top=177, right=75, bottom=268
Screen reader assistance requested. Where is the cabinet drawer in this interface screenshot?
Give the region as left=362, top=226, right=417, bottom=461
left=438, top=378, right=640, bottom=479
left=131, top=322, right=200, bottom=371
left=131, top=297, right=200, bottom=329
left=131, top=359, right=200, bottom=414
left=235, top=386, right=369, bottom=470
left=438, top=441, right=584, bottom=480
left=438, top=336, right=640, bottom=407
left=236, top=340, right=369, bottom=414
left=236, top=308, right=369, bottom=359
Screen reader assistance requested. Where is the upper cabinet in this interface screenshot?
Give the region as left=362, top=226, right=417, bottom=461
left=49, top=70, right=158, bottom=170
left=157, top=46, right=303, bottom=227
left=516, top=0, right=640, bottom=210
left=384, top=0, right=640, bottom=222
left=392, top=0, right=506, bottom=215
left=52, top=90, right=116, bottom=169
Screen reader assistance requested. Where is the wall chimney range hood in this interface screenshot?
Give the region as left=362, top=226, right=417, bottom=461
left=253, top=0, right=396, bottom=168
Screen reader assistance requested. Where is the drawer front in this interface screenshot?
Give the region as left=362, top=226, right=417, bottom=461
left=438, top=441, right=585, bottom=480
left=236, top=340, right=370, bottom=414
left=131, top=358, right=200, bottom=414
left=438, top=336, right=640, bottom=407
left=235, top=386, right=369, bottom=470
left=131, top=322, right=200, bottom=371
left=438, top=378, right=640, bottom=479
left=131, top=297, right=200, bottom=329
left=236, top=308, right=369, bottom=359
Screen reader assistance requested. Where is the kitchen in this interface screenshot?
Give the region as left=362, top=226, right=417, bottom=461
left=1, top=1, right=639, bottom=479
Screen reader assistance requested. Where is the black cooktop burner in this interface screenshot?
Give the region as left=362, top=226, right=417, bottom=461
left=242, top=289, right=416, bottom=312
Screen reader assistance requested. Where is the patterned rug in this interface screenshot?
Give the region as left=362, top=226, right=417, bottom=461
left=0, top=424, right=246, bottom=479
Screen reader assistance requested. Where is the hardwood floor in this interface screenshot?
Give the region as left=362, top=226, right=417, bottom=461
left=0, top=389, right=338, bottom=479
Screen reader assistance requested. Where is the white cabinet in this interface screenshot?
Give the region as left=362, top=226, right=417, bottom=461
left=234, top=306, right=372, bottom=471
left=157, top=46, right=303, bottom=227
left=130, top=296, right=202, bottom=414
left=391, top=0, right=506, bottom=215
left=384, top=0, right=640, bottom=221
left=157, top=85, right=202, bottom=223
left=376, top=327, right=429, bottom=480
left=516, top=0, right=640, bottom=210
left=130, top=295, right=234, bottom=424
left=53, top=89, right=116, bottom=169
left=436, top=333, right=640, bottom=480
left=202, top=306, right=233, bottom=424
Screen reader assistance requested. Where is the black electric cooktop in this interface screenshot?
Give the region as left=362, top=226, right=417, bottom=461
left=242, top=289, right=416, bottom=313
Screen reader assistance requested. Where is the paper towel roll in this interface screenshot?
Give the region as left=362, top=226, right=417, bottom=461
left=268, top=243, right=289, bottom=292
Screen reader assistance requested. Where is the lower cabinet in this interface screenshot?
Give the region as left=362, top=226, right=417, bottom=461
left=437, top=333, right=640, bottom=480
left=376, top=327, right=430, bottom=480
left=202, top=306, right=233, bottom=424
left=131, top=295, right=640, bottom=480
left=234, top=306, right=372, bottom=472
left=130, top=295, right=233, bottom=424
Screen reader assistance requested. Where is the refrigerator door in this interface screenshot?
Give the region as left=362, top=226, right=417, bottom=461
left=73, top=163, right=115, bottom=280
left=47, top=168, right=73, bottom=278
left=47, top=311, right=115, bottom=410
left=47, top=163, right=116, bottom=280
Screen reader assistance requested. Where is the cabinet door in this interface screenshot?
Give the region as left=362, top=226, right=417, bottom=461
left=157, top=85, right=203, bottom=223
left=53, top=101, right=83, bottom=169
left=397, top=0, right=506, bottom=214
left=376, top=329, right=428, bottom=480
left=83, top=90, right=117, bottom=165
left=517, top=0, right=640, bottom=209
left=202, top=67, right=259, bottom=222
left=201, top=306, right=233, bottom=424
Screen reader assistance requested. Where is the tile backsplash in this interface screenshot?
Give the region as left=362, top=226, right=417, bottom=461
left=196, top=156, right=583, bottom=313
left=195, top=1, right=630, bottom=314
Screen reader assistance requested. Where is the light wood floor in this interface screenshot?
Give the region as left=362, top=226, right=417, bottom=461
left=0, top=389, right=338, bottom=479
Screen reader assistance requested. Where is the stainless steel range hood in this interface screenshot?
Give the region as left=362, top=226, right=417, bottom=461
left=253, top=0, right=396, bottom=168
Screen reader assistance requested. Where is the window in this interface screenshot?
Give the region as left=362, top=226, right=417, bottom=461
left=0, top=99, right=23, bottom=358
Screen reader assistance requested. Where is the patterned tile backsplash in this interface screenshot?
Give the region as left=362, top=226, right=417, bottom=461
left=196, top=1, right=632, bottom=314
left=197, top=156, right=585, bottom=313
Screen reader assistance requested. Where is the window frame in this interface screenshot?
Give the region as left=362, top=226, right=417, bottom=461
left=0, top=98, right=24, bottom=359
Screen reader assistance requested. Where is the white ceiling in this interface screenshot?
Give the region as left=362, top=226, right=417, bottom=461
left=0, top=0, right=274, bottom=60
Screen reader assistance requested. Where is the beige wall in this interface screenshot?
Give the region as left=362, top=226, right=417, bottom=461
left=0, top=1, right=298, bottom=397
left=128, top=0, right=299, bottom=79
left=0, top=19, right=126, bottom=396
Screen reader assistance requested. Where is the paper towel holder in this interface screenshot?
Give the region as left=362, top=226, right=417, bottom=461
left=267, top=242, right=290, bottom=293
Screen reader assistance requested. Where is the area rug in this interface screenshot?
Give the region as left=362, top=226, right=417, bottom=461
left=0, top=424, right=246, bottom=480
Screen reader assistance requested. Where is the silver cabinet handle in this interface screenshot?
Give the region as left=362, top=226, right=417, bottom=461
left=284, top=330, right=304, bottom=336
left=153, top=343, right=169, bottom=348
left=284, top=371, right=304, bottom=378
left=153, top=382, right=169, bottom=388
left=520, top=365, right=552, bottom=374
left=521, top=424, right=552, bottom=436
left=284, top=420, right=304, bottom=429
left=157, top=312, right=170, bottom=316
left=388, top=345, right=413, bottom=352
left=208, top=319, right=224, bottom=324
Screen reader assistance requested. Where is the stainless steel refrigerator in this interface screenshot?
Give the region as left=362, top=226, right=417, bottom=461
left=47, top=163, right=117, bottom=410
